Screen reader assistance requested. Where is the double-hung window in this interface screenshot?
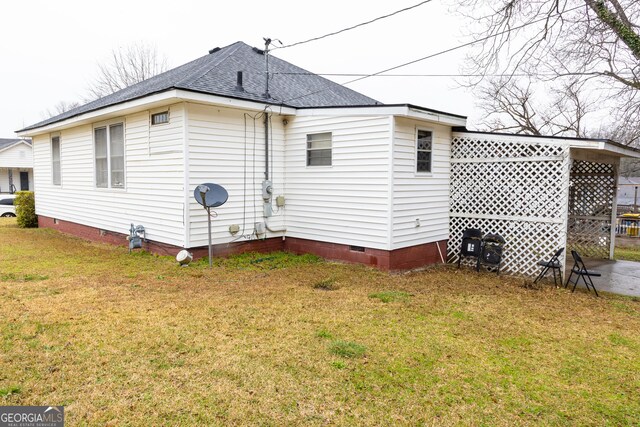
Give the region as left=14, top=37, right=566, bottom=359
left=416, top=129, right=433, bottom=173
left=94, top=122, right=125, bottom=188
left=307, top=132, right=332, bottom=166
left=51, top=136, right=61, bottom=185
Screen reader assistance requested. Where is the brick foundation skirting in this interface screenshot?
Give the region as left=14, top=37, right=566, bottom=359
left=284, top=237, right=446, bottom=270
left=38, top=216, right=446, bottom=271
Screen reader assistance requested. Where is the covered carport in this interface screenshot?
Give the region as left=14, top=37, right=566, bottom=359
left=448, top=130, right=640, bottom=278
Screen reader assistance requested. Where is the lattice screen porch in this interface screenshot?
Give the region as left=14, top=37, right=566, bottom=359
left=448, top=132, right=618, bottom=278
left=567, top=160, right=616, bottom=258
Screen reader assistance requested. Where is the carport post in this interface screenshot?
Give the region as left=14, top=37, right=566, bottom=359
left=610, top=163, right=619, bottom=260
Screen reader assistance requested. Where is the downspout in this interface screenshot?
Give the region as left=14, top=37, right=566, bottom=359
left=182, top=102, right=190, bottom=248
left=264, top=112, right=269, bottom=181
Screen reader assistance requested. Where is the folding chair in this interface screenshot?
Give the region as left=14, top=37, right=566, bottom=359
left=565, top=250, right=601, bottom=296
left=457, top=228, right=483, bottom=269
left=533, top=247, right=564, bottom=286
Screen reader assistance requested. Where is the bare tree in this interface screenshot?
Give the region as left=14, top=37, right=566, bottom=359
left=42, top=100, right=81, bottom=119
left=454, top=0, right=640, bottom=143
left=478, top=78, right=597, bottom=137
left=87, top=42, right=168, bottom=100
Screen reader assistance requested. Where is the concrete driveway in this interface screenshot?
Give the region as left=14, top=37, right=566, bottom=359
left=564, top=258, right=640, bottom=297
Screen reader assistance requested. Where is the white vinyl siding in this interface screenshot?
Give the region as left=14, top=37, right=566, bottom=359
left=186, top=103, right=286, bottom=247
left=391, top=117, right=451, bottom=250
left=30, top=101, right=455, bottom=255
left=285, top=115, right=391, bottom=249
left=149, top=106, right=182, bottom=155
left=0, top=142, right=33, bottom=169
left=31, top=104, right=186, bottom=246
left=51, top=136, right=61, bottom=185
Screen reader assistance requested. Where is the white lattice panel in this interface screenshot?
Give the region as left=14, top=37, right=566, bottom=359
left=449, top=134, right=570, bottom=277
left=567, top=160, right=615, bottom=258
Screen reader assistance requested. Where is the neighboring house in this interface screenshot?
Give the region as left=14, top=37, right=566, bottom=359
left=17, top=41, right=640, bottom=273
left=0, top=138, right=33, bottom=194
left=618, top=177, right=640, bottom=208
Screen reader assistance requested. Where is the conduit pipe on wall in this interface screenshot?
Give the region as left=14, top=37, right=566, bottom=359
left=265, top=219, right=286, bottom=234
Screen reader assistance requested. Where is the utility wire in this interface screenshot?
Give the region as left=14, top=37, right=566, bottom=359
left=272, top=72, right=631, bottom=78
left=342, top=4, right=585, bottom=86
left=281, top=4, right=585, bottom=104
left=274, top=0, right=433, bottom=50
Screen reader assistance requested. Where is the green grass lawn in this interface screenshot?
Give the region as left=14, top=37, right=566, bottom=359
left=615, top=245, right=640, bottom=262
left=1, top=218, right=639, bottom=425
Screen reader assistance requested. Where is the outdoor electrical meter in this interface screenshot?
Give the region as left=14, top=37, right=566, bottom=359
left=262, top=180, right=273, bottom=201
left=262, top=180, right=273, bottom=217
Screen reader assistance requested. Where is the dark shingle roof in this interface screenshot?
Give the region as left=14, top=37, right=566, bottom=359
left=20, top=41, right=380, bottom=132
left=0, top=138, right=31, bottom=151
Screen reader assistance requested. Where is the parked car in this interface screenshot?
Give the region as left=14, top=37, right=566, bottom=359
left=0, top=195, right=17, bottom=217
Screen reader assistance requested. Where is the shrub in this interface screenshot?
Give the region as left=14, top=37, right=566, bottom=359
left=15, top=191, right=38, bottom=228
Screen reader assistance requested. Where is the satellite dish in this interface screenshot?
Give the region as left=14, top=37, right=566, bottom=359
left=194, top=183, right=228, bottom=208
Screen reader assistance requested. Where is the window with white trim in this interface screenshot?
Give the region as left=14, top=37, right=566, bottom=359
left=416, top=130, right=433, bottom=173
left=94, top=123, right=125, bottom=188
left=307, top=132, right=332, bottom=166
left=51, top=136, right=61, bottom=186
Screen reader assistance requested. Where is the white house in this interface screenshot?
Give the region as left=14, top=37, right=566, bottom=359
left=617, top=177, right=640, bottom=210
left=17, top=41, right=640, bottom=273
left=0, top=138, right=33, bottom=194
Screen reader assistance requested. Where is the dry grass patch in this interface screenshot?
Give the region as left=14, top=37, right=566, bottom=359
left=1, top=217, right=639, bottom=425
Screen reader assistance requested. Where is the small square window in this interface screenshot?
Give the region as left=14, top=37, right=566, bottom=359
left=151, top=111, right=169, bottom=125
left=416, top=130, right=432, bottom=173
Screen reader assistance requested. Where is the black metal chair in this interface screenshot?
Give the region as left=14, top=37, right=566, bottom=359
left=457, top=228, right=483, bottom=269
left=565, top=250, right=601, bottom=296
left=533, top=247, right=564, bottom=286
left=477, top=233, right=505, bottom=275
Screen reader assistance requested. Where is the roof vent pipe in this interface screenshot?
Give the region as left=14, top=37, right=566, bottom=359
left=236, top=71, right=244, bottom=92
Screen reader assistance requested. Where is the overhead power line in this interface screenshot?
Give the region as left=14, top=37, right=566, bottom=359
left=341, top=5, right=586, bottom=86
left=272, top=72, right=627, bottom=78
left=275, top=0, right=433, bottom=50
left=281, top=4, right=585, bottom=104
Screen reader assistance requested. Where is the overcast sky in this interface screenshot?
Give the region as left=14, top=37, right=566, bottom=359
left=1, top=0, right=477, bottom=137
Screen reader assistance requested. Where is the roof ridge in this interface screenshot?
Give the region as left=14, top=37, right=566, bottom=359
left=174, top=41, right=245, bottom=88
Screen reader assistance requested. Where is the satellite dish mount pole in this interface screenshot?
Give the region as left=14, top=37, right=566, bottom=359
left=206, top=204, right=212, bottom=269
left=197, top=185, right=213, bottom=268
left=194, top=182, right=228, bottom=269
